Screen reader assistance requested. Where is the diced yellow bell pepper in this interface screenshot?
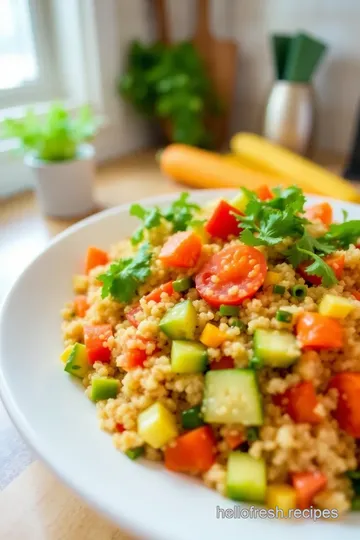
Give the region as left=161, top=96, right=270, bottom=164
left=318, top=294, right=355, bottom=319
left=60, top=344, right=74, bottom=364
left=137, top=402, right=178, bottom=449
left=73, top=274, right=89, bottom=294
left=200, top=323, right=228, bottom=348
left=266, top=484, right=297, bottom=517
left=264, top=271, right=281, bottom=287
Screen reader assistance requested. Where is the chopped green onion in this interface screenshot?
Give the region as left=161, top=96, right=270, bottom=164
left=352, top=497, right=360, bottom=511
left=181, top=405, right=204, bottom=430
left=246, top=427, right=259, bottom=442
left=273, top=285, right=286, bottom=295
left=347, top=470, right=360, bottom=480
left=275, top=310, right=293, bottom=323
left=219, top=304, right=240, bottom=317
left=172, top=277, right=194, bottom=293
left=230, top=318, right=247, bottom=331
left=291, top=285, right=307, bottom=299
left=249, top=356, right=263, bottom=370
left=125, top=446, right=144, bottom=460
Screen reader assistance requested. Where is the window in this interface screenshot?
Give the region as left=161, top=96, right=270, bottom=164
left=0, top=0, right=60, bottom=109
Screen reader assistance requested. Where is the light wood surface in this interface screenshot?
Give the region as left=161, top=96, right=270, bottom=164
left=0, top=148, right=350, bottom=539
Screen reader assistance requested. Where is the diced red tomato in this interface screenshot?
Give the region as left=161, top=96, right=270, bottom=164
left=298, top=254, right=344, bottom=285
left=296, top=312, right=344, bottom=350
left=120, top=347, right=147, bottom=371
left=305, top=202, right=333, bottom=227
left=195, top=244, right=267, bottom=306
left=126, top=305, right=141, bottom=327
left=224, top=429, right=245, bottom=450
left=351, top=290, right=360, bottom=301
left=159, top=231, right=202, bottom=268
left=255, top=185, right=273, bottom=201
left=277, top=382, right=321, bottom=425
left=292, top=471, right=327, bottom=509
left=205, top=200, right=243, bottom=240
left=164, top=426, right=216, bottom=474
left=328, top=372, right=360, bottom=438
left=85, top=246, right=108, bottom=274
left=83, top=324, right=113, bottom=364
left=116, top=423, right=125, bottom=433
left=210, top=356, right=234, bottom=370
left=145, top=281, right=176, bottom=302
left=73, top=295, right=89, bottom=318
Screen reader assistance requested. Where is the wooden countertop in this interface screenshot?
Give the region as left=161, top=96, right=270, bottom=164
left=0, top=148, right=353, bottom=539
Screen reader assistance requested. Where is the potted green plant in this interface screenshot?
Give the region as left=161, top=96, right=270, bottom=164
left=119, top=41, right=221, bottom=148
left=1, top=103, right=99, bottom=218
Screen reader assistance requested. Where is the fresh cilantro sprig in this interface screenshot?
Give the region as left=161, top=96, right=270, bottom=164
left=324, top=220, right=360, bottom=249
left=98, top=242, right=152, bottom=303
left=130, top=192, right=200, bottom=244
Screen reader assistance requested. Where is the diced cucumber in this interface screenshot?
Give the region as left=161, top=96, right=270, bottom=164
left=64, top=343, right=89, bottom=378
left=253, top=329, right=300, bottom=368
left=226, top=451, right=266, bottom=502
left=91, top=378, right=119, bottom=401
left=203, top=369, right=263, bottom=425
left=181, top=405, right=204, bottom=429
left=171, top=340, right=208, bottom=373
left=159, top=300, right=197, bottom=340
left=230, top=191, right=249, bottom=212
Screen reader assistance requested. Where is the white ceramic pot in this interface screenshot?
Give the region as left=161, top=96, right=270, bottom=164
left=263, top=81, right=314, bottom=155
left=25, top=144, right=95, bottom=219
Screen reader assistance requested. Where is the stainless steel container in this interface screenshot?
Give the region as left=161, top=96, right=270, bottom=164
left=263, top=81, right=314, bottom=155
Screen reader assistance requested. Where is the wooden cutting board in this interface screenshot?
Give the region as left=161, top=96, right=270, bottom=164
left=193, top=0, right=238, bottom=148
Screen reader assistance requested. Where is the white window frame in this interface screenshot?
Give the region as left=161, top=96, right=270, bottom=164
left=0, top=0, right=62, bottom=109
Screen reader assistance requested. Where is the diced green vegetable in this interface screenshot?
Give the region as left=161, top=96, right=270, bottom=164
left=91, top=378, right=119, bottom=401
left=246, top=427, right=259, bottom=442
left=172, top=277, right=194, bottom=293
left=64, top=343, right=89, bottom=378
left=203, top=369, right=263, bottom=425
left=291, top=285, right=307, bottom=299
left=125, top=447, right=144, bottom=460
left=181, top=405, right=204, bottom=429
left=171, top=340, right=208, bottom=373
left=352, top=497, right=360, bottom=511
left=219, top=305, right=239, bottom=317
left=249, top=356, right=263, bottom=370
left=275, top=310, right=293, bottom=323
left=230, top=318, right=247, bottom=331
left=273, top=284, right=286, bottom=295
left=230, top=191, right=249, bottom=212
left=226, top=451, right=267, bottom=502
left=159, top=300, right=197, bottom=340
left=253, top=329, right=300, bottom=368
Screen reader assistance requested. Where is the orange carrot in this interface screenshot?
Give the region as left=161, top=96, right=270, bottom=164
left=73, top=295, right=89, bottom=318
left=296, top=312, right=344, bottom=350
left=160, top=144, right=293, bottom=191
left=328, top=372, right=360, bottom=438
left=145, top=281, right=176, bottom=302
left=282, top=382, right=321, bottom=425
left=159, top=231, right=202, bottom=268
left=165, top=426, right=216, bottom=474
left=292, top=471, right=327, bottom=509
left=305, top=202, right=333, bottom=226
left=85, top=246, right=108, bottom=274
left=224, top=429, right=245, bottom=450
left=83, top=324, right=113, bottom=364
left=120, top=348, right=147, bottom=371
left=255, top=184, right=273, bottom=201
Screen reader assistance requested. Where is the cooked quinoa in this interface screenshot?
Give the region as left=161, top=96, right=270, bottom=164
left=61, top=188, right=360, bottom=515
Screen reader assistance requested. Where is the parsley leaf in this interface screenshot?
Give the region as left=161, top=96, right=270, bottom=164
left=130, top=204, right=162, bottom=245
left=163, top=192, right=200, bottom=232
left=298, top=249, right=337, bottom=287
left=98, top=242, right=152, bottom=303
left=324, top=220, right=360, bottom=249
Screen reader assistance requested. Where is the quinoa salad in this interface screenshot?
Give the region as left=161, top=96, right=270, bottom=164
left=61, top=186, right=360, bottom=515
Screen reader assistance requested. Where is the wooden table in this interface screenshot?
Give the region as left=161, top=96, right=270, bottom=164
left=0, top=148, right=351, bottom=539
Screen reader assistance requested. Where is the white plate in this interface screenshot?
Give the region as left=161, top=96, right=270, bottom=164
left=0, top=190, right=359, bottom=540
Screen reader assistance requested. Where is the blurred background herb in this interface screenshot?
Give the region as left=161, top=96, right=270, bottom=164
left=119, top=40, right=221, bottom=148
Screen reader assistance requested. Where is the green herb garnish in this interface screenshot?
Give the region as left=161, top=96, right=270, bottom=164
left=246, top=426, right=259, bottom=442
left=290, top=285, right=308, bottom=299
left=98, top=242, right=152, bottom=303
left=130, top=192, right=200, bottom=244
left=275, top=310, right=292, bottom=323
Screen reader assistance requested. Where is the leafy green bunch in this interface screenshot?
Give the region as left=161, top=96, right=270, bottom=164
left=237, top=186, right=360, bottom=286
left=1, top=103, right=99, bottom=162
left=130, top=192, right=200, bottom=245
left=119, top=40, right=221, bottom=148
